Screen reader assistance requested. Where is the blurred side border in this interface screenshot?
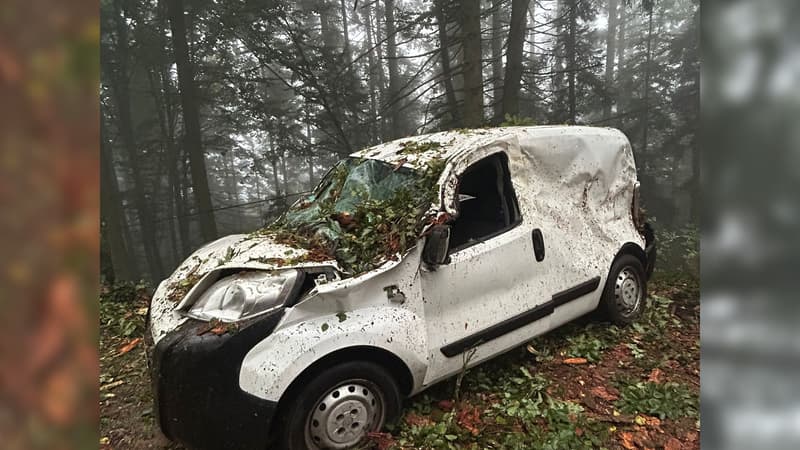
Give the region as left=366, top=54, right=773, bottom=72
left=702, top=0, right=800, bottom=449
left=0, top=0, right=99, bottom=448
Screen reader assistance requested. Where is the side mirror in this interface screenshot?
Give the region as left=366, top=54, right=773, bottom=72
left=423, top=224, right=451, bottom=266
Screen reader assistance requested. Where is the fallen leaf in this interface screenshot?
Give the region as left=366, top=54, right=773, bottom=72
left=118, top=337, right=142, bottom=355
left=591, top=385, right=619, bottom=402
left=366, top=431, right=396, bottom=450
left=563, top=357, right=588, bottom=365
left=647, top=368, right=664, bottom=383
left=664, top=437, right=683, bottom=450
left=437, top=399, right=454, bottom=411
left=621, top=431, right=636, bottom=450
left=404, top=413, right=434, bottom=427
left=100, top=380, right=124, bottom=391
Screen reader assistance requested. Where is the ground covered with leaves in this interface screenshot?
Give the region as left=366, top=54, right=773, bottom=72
left=99, top=276, right=699, bottom=449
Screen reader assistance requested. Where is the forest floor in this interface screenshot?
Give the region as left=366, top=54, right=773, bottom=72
left=99, top=275, right=699, bottom=450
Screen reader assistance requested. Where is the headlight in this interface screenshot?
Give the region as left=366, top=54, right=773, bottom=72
left=186, top=270, right=298, bottom=322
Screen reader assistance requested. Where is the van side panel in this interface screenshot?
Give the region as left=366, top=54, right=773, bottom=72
left=239, top=306, right=428, bottom=402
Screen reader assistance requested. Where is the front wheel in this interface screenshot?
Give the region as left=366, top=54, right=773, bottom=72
left=600, top=254, right=647, bottom=325
left=278, top=361, right=402, bottom=450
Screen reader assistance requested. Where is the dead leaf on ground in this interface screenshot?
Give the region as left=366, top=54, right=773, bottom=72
left=404, top=412, right=434, bottom=427
left=118, top=338, right=141, bottom=355
left=100, top=380, right=124, bottom=391
left=437, top=399, right=453, bottom=411
left=563, top=357, right=588, bottom=365
left=664, top=437, right=683, bottom=450
left=366, top=431, right=396, bottom=450
left=621, top=431, right=636, bottom=449
left=591, top=385, right=619, bottom=402
left=647, top=368, right=664, bottom=383
left=457, top=403, right=482, bottom=436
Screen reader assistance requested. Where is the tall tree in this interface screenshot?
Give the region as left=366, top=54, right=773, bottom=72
left=491, top=0, right=505, bottom=123
left=100, top=120, right=136, bottom=281
left=436, top=0, right=460, bottom=127
left=603, top=0, right=619, bottom=119
left=384, top=0, right=402, bottom=138
left=641, top=0, right=656, bottom=153
left=167, top=0, right=217, bottom=242
left=107, top=0, right=164, bottom=279
left=566, top=0, right=578, bottom=123
left=616, top=0, right=629, bottom=122
left=501, top=0, right=530, bottom=120
left=460, top=0, right=483, bottom=127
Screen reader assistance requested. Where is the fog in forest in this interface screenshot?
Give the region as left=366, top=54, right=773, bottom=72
left=100, top=0, right=699, bottom=283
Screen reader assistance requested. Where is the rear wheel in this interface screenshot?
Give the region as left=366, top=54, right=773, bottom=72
left=278, top=361, right=402, bottom=450
left=600, top=254, right=647, bottom=325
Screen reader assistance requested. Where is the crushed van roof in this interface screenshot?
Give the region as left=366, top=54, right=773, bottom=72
left=350, top=126, right=628, bottom=169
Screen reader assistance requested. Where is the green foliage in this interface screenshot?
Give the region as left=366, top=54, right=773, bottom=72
left=100, top=282, right=149, bottom=338
left=499, top=114, right=536, bottom=126
left=655, top=225, right=699, bottom=278
left=265, top=157, right=447, bottom=275
left=565, top=332, right=607, bottom=363
left=616, top=381, right=698, bottom=420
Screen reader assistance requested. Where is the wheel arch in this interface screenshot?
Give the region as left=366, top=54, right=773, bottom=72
left=614, top=242, right=647, bottom=272
left=273, top=345, right=415, bottom=432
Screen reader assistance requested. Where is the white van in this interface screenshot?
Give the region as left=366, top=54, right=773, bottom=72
left=146, top=126, right=655, bottom=450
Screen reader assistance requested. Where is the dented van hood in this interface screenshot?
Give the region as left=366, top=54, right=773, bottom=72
left=167, top=233, right=340, bottom=284
left=149, top=233, right=340, bottom=343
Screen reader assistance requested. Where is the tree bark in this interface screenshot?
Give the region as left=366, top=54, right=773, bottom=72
left=616, top=1, right=628, bottom=124
left=603, top=0, right=618, bottom=120
left=110, top=1, right=164, bottom=280
left=491, top=0, right=505, bottom=123
left=168, top=0, right=217, bottom=243
left=101, top=121, right=136, bottom=281
left=501, top=0, right=530, bottom=120
left=339, top=0, right=352, bottom=65
left=361, top=3, right=380, bottom=142
left=436, top=0, right=460, bottom=127
left=641, top=6, right=655, bottom=153
left=566, top=0, right=577, bottom=124
left=384, top=0, right=402, bottom=138
left=460, top=0, right=483, bottom=128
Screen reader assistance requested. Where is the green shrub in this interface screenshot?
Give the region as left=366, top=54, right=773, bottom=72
left=616, top=381, right=698, bottom=419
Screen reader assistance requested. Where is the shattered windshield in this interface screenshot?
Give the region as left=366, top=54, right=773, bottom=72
left=265, top=156, right=445, bottom=274
left=284, top=158, right=419, bottom=230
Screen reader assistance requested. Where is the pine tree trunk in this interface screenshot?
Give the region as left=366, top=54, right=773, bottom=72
left=340, top=0, right=352, bottom=65
left=460, top=0, right=483, bottom=128
left=616, top=1, right=628, bottom=124
left=491, top=0, right=504, bottom=123
left=603, top=0, right=618, bottom=120
left=501, top=0, right=530, bottom=121
left=158, top=0, right=190, bottom=256
left=641, top=7, right=654, bottom=153
left=168, top=0, right=218, bottom=243
left=436, top=0, right=459, bottom=127
left=362, top=3, right=380, bottom=142
left=384, top=0, right=402, bottom=138
left=101, top=122, right=136, bottom=281
left=374, top=3, right=388, bottom=137
left=110, top=2, right=164, bottom=280
left=566, top=0, right=577, bottom=124
left=147, top=68, right=180, bottom=266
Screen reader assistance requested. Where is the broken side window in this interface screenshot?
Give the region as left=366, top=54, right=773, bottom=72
left=449, top=153, right=521, bottom=251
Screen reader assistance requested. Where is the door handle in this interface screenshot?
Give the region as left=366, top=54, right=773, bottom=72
left=532, top=228, right=545, bottom=262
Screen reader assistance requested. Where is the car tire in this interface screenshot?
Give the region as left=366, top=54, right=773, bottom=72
left=277, top=361, right=402, bottom=450
left=600, top=254, right=647, bottom=325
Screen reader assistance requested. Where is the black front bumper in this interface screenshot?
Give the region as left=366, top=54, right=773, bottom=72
left=147, top=309, right=285, bottom=450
